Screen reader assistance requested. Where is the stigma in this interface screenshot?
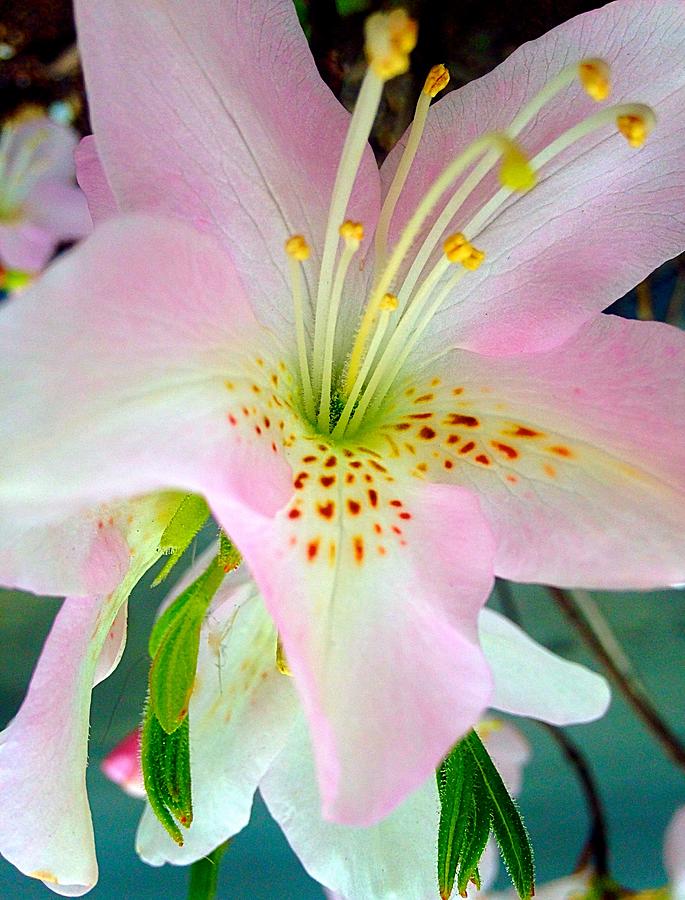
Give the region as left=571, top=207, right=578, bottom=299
left=283, top=10, right=656, bottom=441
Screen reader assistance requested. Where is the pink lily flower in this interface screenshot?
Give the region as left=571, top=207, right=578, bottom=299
left=0, top=114, right=91, bottom=272
left=666, top=806, right=685, bottom=900
left=0, top=0, right=684, bottom=891
left=103, top=562, right=600, bottom=900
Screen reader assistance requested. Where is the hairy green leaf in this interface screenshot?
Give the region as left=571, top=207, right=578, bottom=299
left=456, top=784, right=492, bottom=896
left=437, top=741, right=475, bottom=900
left=141, top=701, right=186, bottom=845
left=464, top=730, right=535, bottom=900
left=149, top=559, right=225, bottom=733
left=152, top=493, right=210, bottom=586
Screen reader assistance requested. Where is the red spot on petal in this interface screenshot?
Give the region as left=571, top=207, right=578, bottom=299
left=394, top=422, right=411, bottom=431
left=294, top=472, right=309, bottom=489
left=317, top=501, right=335, bottom=520
left=444, top=459, right=454, bottom=469
left=492, top=441, right=518, bottom=459
left=324, top=455, right=337, bottom=468
left=460, top=441, right=476, bottom=454
left=446, top=414, right=479, bottom=427
left=347, top=499, right=361, bottom=515
left=320, top=475, right=336, bottom=488
left=303, top=455, right=317, bottom=463
left=514, top=426, right=542, bottom=438
left=409, top=412, right=433, bottom=420
left=399, top=511, right=411, bottom=520
left=390, top=500, right=403, bottom=507
left=418, top=426, right=437, bottom=440
left=415, top=393, right=434, bottom=403
left=228, top=414, right=237, bottom=426
left=352, top=535, right=364, bottom=563
left=368, top=489, right=378, bottom=507
left=475, top=454, right=491, bottom=465
left=288, top=508, right=301, bottom=519
left=307, top=539, right=320, bottom=561
left=549, top=445, right=573, bottom=457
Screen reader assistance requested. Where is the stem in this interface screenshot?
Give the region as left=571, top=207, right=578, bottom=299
left=187, top=841, right=230, bottom=900
left=542, top=724, right=610, bottom=878
left=548, top=586, right=685, bottom=772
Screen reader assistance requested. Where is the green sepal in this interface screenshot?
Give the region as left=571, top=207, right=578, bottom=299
left=141, top=700, right=188, bottom=845
left=436, top=741, right=475, bottom=900
left=463, top=730, right=535, bottom=900
left=218, top=530, right=241, bottom=573
left=149, top=558, right=225, bottom=733
left=152, top=494, right=210, bottom=587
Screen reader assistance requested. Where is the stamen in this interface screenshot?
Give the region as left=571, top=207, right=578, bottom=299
left=364, top=9, right=418, bottom=81
left=346, top=236, right=479, bottom=434
left=285, top=235, right=316, bottom=419
left=331, top=295, right=399, bottom=439
left=617, top=110, right=654, bottom=148
left=345, top=132, right=533, bottom=395
left=317, top=220, right=364, bottom=431
left=578, top=59, right=611, bottom=102
left=374, top=64, right=451, bottom=266
left=396, top=58, right=613, bottom=305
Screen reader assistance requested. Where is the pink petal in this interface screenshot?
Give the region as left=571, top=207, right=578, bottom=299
left=0, top=220, right=55, bottom=271
left=74, top=135, right=117, bottom=225
left=101, top=729, right=145, bottom=800
left=0, top=503, right=130, bottom=597
left=0, top=214, right=293, bottom=530
left=260, top=717, right=441, bottom=900
left=382, top=0, right=685, bottom=355
left=212, top=479, right=495, bottom=826
left=136, top=568, right=299, bottom=865
left=0, top=496, right=175, bottom=894
left=420, top=314, right=685, bottom=588
left=0, top=593, right=123, bottom=895
left=665, top=806, right=685, bottom=899
left=74, top=0, right=380, bottom=334
left=24, top=178, right=92, bottom=241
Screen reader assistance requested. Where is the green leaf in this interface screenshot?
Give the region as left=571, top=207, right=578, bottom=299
left=436, top=741, right=475, bottom=900
left=187, top=840, right=230, bottom=900
left=218, top=530, right=241, bottom=573
left=149, top=559, right=225, bottom=733
left=152, top=493, right=210, bottom=586
left=456, top=785, right=492, bottom=896
left=141, top=701, right=188, bottom=845
left=463, top=730, right=535, bottom=900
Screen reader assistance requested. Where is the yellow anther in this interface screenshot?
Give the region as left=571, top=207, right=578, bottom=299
left=462, top=246, right=485, bottom=271
left=443, top=232, right=469, bottom=263
left=443, top=233, right=485, bottom=270
left=578, top=58, right=611, bottom=102
left=423, top=64, right=450, bottom=98
left=276, top=636, right=292, bottom=676
left=499, top=141, right=536, bottom=191
left=617, top=106, right=655, bottom=148
left=285, top=234, right=310, bottom=261
left=365, top=9, right=418, bottom=81
left=339, top=220, right=364, bottom=244
left=380, top=292, right=398, bottom=311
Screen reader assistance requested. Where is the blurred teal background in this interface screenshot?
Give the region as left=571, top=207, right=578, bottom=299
left=1, top=578, right=684, bottom=898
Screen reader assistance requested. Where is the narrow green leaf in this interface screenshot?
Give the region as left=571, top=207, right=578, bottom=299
left=436, top=741, right=474, bottom=900
left=464, top=730, right=535, bottom=899
left=149, top=560, right=225, bottom=733
left=187, top=840, right=230, bottom=900
left=218, top=530, right=241, bottom=573
left=140, top=700, right=184, bottom=846
left=456, top=785, right=492, bottom=896
left=152, top=494, right=210, bottom=586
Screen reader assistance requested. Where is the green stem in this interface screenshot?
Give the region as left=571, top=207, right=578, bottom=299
left=187, top=841, right=230, bottom=900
